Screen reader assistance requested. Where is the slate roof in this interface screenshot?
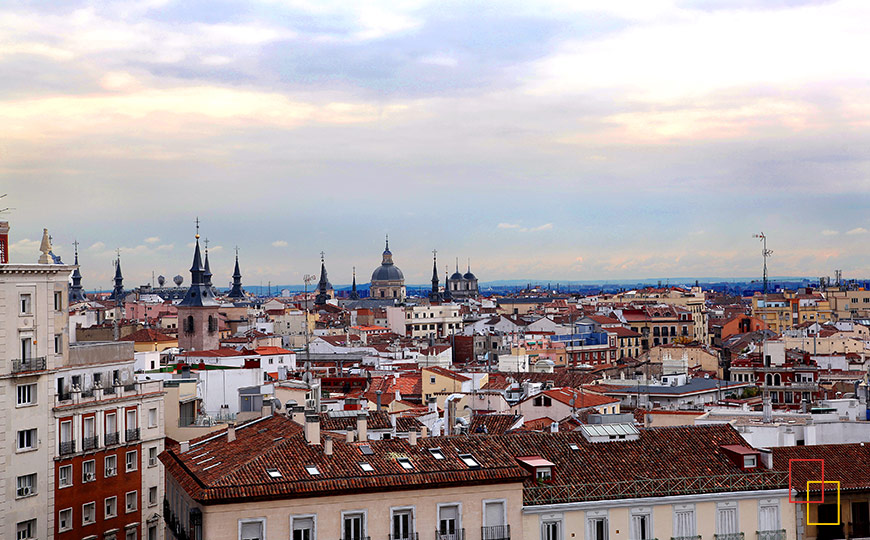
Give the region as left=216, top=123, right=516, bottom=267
left=160, top=415, right=528, bottom=504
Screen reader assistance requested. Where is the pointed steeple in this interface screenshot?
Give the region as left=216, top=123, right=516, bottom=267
left=429, top=249, right=442, bottom=302
left=227, top=246, right=245, bottom=299
left=110, top=251, right=125, bottom=301
left=443, top=266, right=452, bottom=301
left=69, top=240, right=86, bottom=302
left=315, top=252, right=332, bottom=306
left=349, top=267, right=360, bottom=300
left=178, top=219, right=218, bottom=307
left=203, top=238, right=213, bottom=288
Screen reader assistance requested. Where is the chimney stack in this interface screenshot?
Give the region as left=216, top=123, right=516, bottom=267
left=291, top=405, right=305, bottom=425
left=420, top=426, right=428, bottom=438
left=346, top=430, right=355, bottom=443
left=227, top=423, right=236, bottom=442
left=376, top=390, right=382, bottom=411
left=428, top=396, right=437, bottom=413
left=762, top=395, right=773, bottom=423
left=180, top=441, right=189, bottom=453
left=409, top=430, right=417, bottom=446
left=356, top=411, right=368, bottom=441
left=324, top=435, right=333, bottom=456
left=305, top=413, right=320, bottom=445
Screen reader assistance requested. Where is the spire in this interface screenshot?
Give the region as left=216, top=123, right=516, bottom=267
left=429, top=249, right=442, bottom=302
left=203, top=238, right=213, bottom=288
left=227, top=246, right=245, bottom=299
left=349, top=267, right=360, bottom=300
left=110, top=250, right=125, bottom=301
left=69, top=239, right=86, bottom=302
left=443, top=265, right=452, bottom=301
left=178, top=218, right=218, bottom=307
left=381, top=235, right=394, bottom=265
left=315, top=252, right=332, bottom=306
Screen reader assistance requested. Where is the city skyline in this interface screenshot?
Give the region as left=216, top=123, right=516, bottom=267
left=3, top=0, right=870, bottom=283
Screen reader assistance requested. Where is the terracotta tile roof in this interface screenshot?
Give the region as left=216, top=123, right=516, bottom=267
left=422, top=366, right=471, bottom=382
left=120, top=328, right=176, bottom=342
left=254, top=346, right=294, bottom=355
left=606, top=326, right=642, bottom=338
left=772, top=443, right=870, bottom=492
left=524, top=417, right=557, bottom=431
left=319, top=411, right=393, bottom=431
left=394, top=416, right=424, bottom=432
left=160, top=415, right=528, bottom=504
left=469, top=414, right=523, bottom=435
left=518, top=387, right=619, bottom=409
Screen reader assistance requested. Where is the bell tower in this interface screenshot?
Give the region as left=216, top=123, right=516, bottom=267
left=176, top=220, right=220, bottom=352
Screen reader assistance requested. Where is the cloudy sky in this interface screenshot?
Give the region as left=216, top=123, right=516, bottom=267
left=2, top=0, right=869, bottom=288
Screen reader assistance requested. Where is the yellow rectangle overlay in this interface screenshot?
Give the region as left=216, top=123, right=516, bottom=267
left=806, top=481, right=840, bottom=525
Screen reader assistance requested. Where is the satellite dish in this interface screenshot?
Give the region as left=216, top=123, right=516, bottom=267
left=173, top=275, right=183, bottom=287
left=157, top=275, right=166, bottom=287
left=273, top=398, right=282, bottom=410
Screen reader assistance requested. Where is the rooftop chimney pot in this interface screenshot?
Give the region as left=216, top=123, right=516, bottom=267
left=324, top=435, right=333, bottom=456
left=227, top=423, right=236, bottom=443
left=304, top=413, right=320, bottom=445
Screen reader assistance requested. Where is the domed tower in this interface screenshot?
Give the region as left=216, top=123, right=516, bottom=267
left=370, top=236, right=405, bottom=301
left=176, top=224, right=220, bottom=352
left=463, top=259, right=479, bottom=299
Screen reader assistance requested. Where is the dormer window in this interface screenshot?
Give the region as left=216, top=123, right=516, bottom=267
left=744, top=455, right=757, bottom=468
left=536, top=467, right=552, bottom=481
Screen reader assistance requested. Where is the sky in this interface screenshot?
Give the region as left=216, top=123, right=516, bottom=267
left=2, top=0, right=870, bottom=288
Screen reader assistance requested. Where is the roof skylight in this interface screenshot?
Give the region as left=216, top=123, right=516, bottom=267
left=459, top=454, right=481, bottom=469
left=304, top=465, right=320, bottom=476
left=266, top=468, right=282, bottom=479
left=359, top=462, right=374, bottom=472
left=397, top=457, right=413, bottom=470
left=429, top=447, right=445, bottom=460
left=359, top=444, right=374, bottom=455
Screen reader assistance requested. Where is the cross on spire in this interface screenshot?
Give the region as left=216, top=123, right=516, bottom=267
left=195, top=216, right=200, bottom=239
left=320, top=251, right=325, bottom=262
left=432, top=249, right=437, bottom=260
left=72, top=239, right=79, bottom=254
left=204, top=237, right=209, bottom=252
left=116, top=248, right=121, bottom=260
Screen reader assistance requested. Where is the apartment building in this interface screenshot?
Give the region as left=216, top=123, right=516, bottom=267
left=405, top=304, right=463, bottom=339
left=598, top=287, right=709, bottom=345
left=751, top=290, right=833, bottom=334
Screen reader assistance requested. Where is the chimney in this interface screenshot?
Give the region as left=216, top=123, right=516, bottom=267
left=356, top=411, right=368, bottom=441
left=409, top=430, right=417, bottom=446
left=227, top=423, right=236, bottom=443
left=291, top=405, right=305, bottom=425
left=376, top=390, right=382, bottom=411
left=759, top=448, right=773, bottom=469
left=346, top=430, right=355, bottom=443
left=428, top=396, right=437, bottom=413
left=324, top=435, right=333, bottom=456
left=304, top=413, right=320, bottom=445
left=550, top=421, right=559, bottom=433
left=180, top=441, right=190, bottom=453
left=420, top=426, right=428, bottom=438
left=762, top=395, right=773, bottom=423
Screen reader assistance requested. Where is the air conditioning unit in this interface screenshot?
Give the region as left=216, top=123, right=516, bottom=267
left=84, top=473, right=95, bottom=482
left=305, top=399, right=316, bottom=410
left=106, top=467, right=116, bottom=476
left=18, top=486, right=31, bottom=497
left=127, top=503, right=135, bottom=512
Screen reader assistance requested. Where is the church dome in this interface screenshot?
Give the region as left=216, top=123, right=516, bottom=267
left=463, top=271, right=477, bottom=280
left=450, top=270, right=464, bottom=281
left=371, top=239, right=404, bottom=283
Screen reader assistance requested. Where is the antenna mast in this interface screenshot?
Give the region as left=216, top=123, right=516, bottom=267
left=753, top=232, right=773, bottom=294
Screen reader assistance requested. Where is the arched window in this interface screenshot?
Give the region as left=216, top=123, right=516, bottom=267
left=185, top=315, right=195, bottom=335
left=773, top=373, right=781, bottom=386
left=766, top=374, right=773, bottom=386
left=380, top=290, right=384, bottom=298
left=208, top=315, right=217, bottom=334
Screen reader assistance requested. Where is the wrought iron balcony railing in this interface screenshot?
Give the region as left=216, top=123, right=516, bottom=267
left=482, top=525, right=510, bottom=540
left=341, top=536, right=370, bottom=540
left=435, top=530, right=464, bottom=540
left=390, top=533, right=419, bottom=540
left=105, top=431, right=119, bottom=445
left=757, top=530, right=786, bottom=540
left=82, top=435, right=99, bottom=451
left=716, top=533, right=745, bottom=540
left=12, top=357, right=46, bottom=373
left=671, top=536, right=702, bottom=540
left=126, top=428, right=140, bottom=442
left=59, top=440, right=76, bottom=455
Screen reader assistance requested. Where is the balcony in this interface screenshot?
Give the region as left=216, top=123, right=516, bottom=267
left=757, top=531, right=786, bottom=540
left=342, top=537, right=370, bottom=540
left=82, top=435, right=99, bottom=451
left=671, top=536, right=701, bottom=540
left=390, top=534, right=419, bottom=540
left=435, top=530, right=464, bottom=540
left=105, top=432, right=119, bottom=445
left=59, top=440, right=76, bottom=455
left=715, top=534, right=745, bottom=540
left=126, top=428, right=140, bottom=442
left=104, top=385, right=116, bottom=395
left=12, top=357, right=46, bottom=373
left=124, top=383, right=137, bottom=392
left=482, top=526, right=510, bottom=540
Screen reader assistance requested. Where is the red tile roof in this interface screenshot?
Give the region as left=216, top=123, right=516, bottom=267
left=176, top=348, right=255, bottom=358
left=254, top=346, right=294, bottom=355
left=518, top=387, right=619, bottom=409
left=422, top=366, right=471, bottom=382
left=319, top=411, right=393, bottom=431
left=120, top=328, right=176, bottom=343
left=772, top=443, right=870, bottom=492
left=469, top=414, right=522, bottom=435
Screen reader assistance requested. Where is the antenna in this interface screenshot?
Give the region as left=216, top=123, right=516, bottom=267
left=752, top=232, right=773, bottom=294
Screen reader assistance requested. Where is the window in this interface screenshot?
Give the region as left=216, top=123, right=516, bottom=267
left=126, top=409, right=137, bottom=430
left=127, top=529, right=138, bottom=540
left=397, top=457, right=413, bottom=470
left=59, top=508, right=73, bottom=532
left=20, top=293, right=32, bottom=314
left=542, top=519, right=561, bottom=540
left=343, top=512, right=365, bottom=540
left=759, top=500, right=781, bottom=532
left=55, top=333, right=62, bottom=353
left=148, top=525, right=158, bottom=540
left=393, top=509, right=414, bottom=540
left=744, top=455, right=757, bottom=468
left=126, top=450, right=138, bottom=472
left=16, top=473, right=36, bottom=498
left=716, top=502, right=738, bottom=537
left=430, top=376, right=436, bottom=384
left=630, top=509, right=652, bottom=540
left=484, top=501, right=505, bottom=528
left=240, top=519, right=265, bottom=540
left=304, top=465, right=320, bottom=476
left=55, top=290, right=63, bottom=310
left=83, top=460, right=95, bottom=482
left=126, top=490, right=138, bottom=512
left=438, top=505, right=460, bottom=538
left=16, top=519, right=36, bottom=540
left=536, top=468, right=552, bottom=481
left=148, top=407, right=158, bottom=427
left=106, top=454, right=118, bottom=477
left=587, top=513, right=608, bottom=540
left=149, top=446, right=158, bottom=467
left=459, top=454, right=480, bottom=469
left=83, top=502, right=96, bottom=525
left=359, top=462, right=375, bottom=472
left=266, top=468, right=282, bottom=478
left=673, top=505, right=696, bottom=539
left=429, top=447, right=445, bottom=460
left=105, top=496, right=118, bottom=518
left=149, top=486, right=158, bottom=506
left=292, top=516, right=315, bottom=540
left=17, top=384, right=35, bottom=406
left=59, top=464, right=72, bottom=488
left=17, top=428, right=36, bottom=451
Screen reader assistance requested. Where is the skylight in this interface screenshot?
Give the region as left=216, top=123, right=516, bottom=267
left=266, top=468, right=282, bottom=479
left=359, top=444, right=374, bottom=455
left=429, top=447, right=445, bottom=460
left=459, top=454, right=481, bottom=469
left=397, top=457, right=413, bottom=470
left=569, top=444, right=579, bottom=451
left=359, top=462, right=374, bottom=472
left=304, top=465, right=320, bottom=476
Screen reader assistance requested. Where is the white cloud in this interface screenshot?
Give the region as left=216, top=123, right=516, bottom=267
left=822, top=229, right=839, bottom=236
left=272, top=240, right=289, bottom=247
left=498, top=222, right=553, bottom=232
left=847, top=227, right=868, bottom=235
left=9, top=238, right=40, bottom=258
left=419, top=54, right=458, bottom=68
left=498, top=222, right=521, bottom=229
left=144, top=236, right=160, bottom=243
left=88, top=241, right=106, bottom=251
left=156, top=244, right=174, bottom=251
